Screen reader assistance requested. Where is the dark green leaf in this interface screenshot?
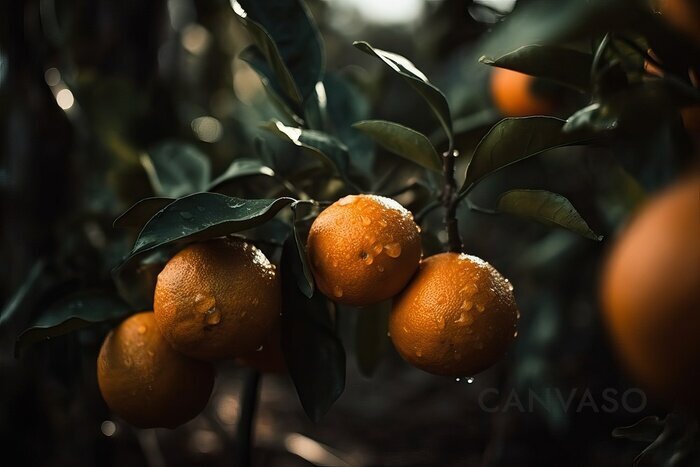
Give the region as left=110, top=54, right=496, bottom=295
left=208, top=159, right=276, bottom=193
left=142, top=142, right=211, bottom=198
left=280, top=238, right=345, bottom=421
left=234, top=0, right=324, bottom=104
left=112, top=249, right=172, bottom=310
left=0, top=261, right=47, bottom=330
left=354, top=301, right=391, bottom=378
left=480, top=45, right=593, bottom=92
left=323, top=73, right=373, bottom=172
left=461, top=117, right=596, bottom=194
left=15, top=291, right=131, bottom=356
left=353, top=120, right=441, bottom=172
left=290, top=205, right=314, bottom=298
left=262, top=119, right=352, bottom=183
left=353, top=41, right=453, bottom=149
left=497, top=190, right=602, bottom=241
left=113, top=197, right=174, bottom=230
left=612, top=416, right=664, bottom=442
left=240, top=47, right=305, bottom=121
left=122, top=193, right=294, bottom=262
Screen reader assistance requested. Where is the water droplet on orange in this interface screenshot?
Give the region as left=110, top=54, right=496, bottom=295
left=333, top=285, right=343, bottom=298
left=461, top=300, right=473, bottom=311
left=371, top=243, right=383, bottom=255
left=476, top=303, right=485, bottom=313
left=338, top=195, right=355, bottom=206
left=378, top=218, right=388, bottom=227
left=384, top=242, right=402, bottom=258
left=377, top=265, right=385, bottom=272
left=416, top=349, right=423, bottom=357
left=205, top=308, right=221, bottom=325
left=361, top=215, right=371, bottom=226
left=455, top=312, right=472, bottom=326
left=436, top=317, right=446, bottom=330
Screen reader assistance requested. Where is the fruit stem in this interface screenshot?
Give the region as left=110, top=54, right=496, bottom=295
left=235, top=369, right=261, bottom=467
left=441, top=150, right=463, bottom=253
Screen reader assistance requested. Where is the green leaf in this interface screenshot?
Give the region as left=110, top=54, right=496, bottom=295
left=354, top=301, right=391, bottom=378
left=290, top=205, right=315, bottom=298
left=497, top=190, right=602, bottom=241
left=612, top=416, right=664, bottom=443
left=480, top=45, right=593, bottom=93
left=121, top=193, right=294, bottom=263
left=15, top=291, right=132, bottom=356
left=353, top=41, right=453, bottom=149
left=262, top=119, right=352, bottom=183
left=461, top=117, right=596, bottom=194
left=234, top=0, right=324, bottom=105
left=208, top=159, right=276, bottom=193
left=141, top=142, right=211, bottom=198
left=280, top=238, right=345, bottom=422
left=113, top=197, right=174, bottom=230
left=353, top=120, right=441, bottom=172
left=112, top=249, right=172, bottom=310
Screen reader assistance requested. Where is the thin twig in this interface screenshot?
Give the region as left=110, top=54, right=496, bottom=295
left=441, top=150, right=463, bottom=253
left=234, top=369, right=261, bottom=467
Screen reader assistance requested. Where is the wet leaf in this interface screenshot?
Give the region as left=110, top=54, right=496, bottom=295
left=122, top=193, right=294, bottom=263
left=497, top=189, right=602, bottom=240
left=15, top=291, right=131, bottom=356
left=353, top=120, right=441, bottom=172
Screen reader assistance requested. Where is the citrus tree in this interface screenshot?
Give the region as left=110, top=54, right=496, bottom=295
left=2, top=0, right=699, bottom=465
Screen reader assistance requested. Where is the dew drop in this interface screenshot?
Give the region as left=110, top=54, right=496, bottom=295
left=180, top=211, right=193, bottom=220
left=467, top=377, right=475, bottom=384
left=333, top=285, right=343, bottom=298
left=507, top=282, right=514, bottom=292
left=361, top=215, right=371, bottom=226
left=455, top=378, right=461, bottom=382
left=476, top=303, right=485, bottom=313
left=371, top=243, right=383, bottom=255
left=252, top=297, right=259, bottom=306
left=436, top=317, right=445, bottom=330
left=363, top=254, right=374, bottom=265
left=513, top=331, right=519, bottom=338
left=415, top=349, right=423, bottom=357
left=205, top=308, right=221, bottom=325
left=455, top=312, right=472, bottom=326
left=402, top=326, right=409, bottom=333
left=194, top=294, right=217, bottom=314
left=338, top=195, right=355, bottom=206
left=416, top=225, right=422, bottom=233
left=137, top=325, right=146, bottom=335
left=377, top=265, right=385, bottom=272
left=460, top=300, right=473, bottom=311
left=378, top=218, right=388, bottom=227
left=332, top=259, right=338, bottom=268
left=461, top=283, right=478, bottom=294
left=384, top=242, right=402, bottom=258
left=386, top=331, right=391, bottom=337
left=123, top=356, right=133, bottom=368
left=256, top=345, right=264, bottom=352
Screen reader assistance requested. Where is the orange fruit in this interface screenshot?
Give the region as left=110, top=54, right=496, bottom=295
left=490, top=67, right=553, bottom=117
left=97, top=312, right=215, bottom=428
left=154, top=238, right=281, bottom=360
left=306, top=194, right=422, bottom=307
left=602, top=173, right=700, bottom=410
left=658, top=0, right=700, bottom=45
left=389, top=253, right=519, bottom=377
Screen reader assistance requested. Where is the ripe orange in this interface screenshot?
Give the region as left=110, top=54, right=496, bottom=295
left=490, top=67, right=553, bottom=117
left=658, top=0, right=700, bottom=45
left=306, top=194, right=422, bottom=307
left=389, top=253, right=519, bottom=377
left=97, top=312, right=215, bottom=428
left=154, top=238, right=281, bottom=360
left=602, top=174, right=700, bottom=410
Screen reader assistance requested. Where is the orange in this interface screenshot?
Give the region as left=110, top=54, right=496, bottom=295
left=97, top=312, right=215, bottom=428
left=306, top=194, right=422, bottom=306
left=658, top=0, right=700, bottom=45
left=602, top=173, right=700, bottom=410
left=490, top=67, right=553, bottom=117
left=389, top=253, right=519, bottom=377
left=154, top=238, right=281, bottom=360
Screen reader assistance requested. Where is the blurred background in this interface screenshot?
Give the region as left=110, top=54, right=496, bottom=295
left=0, top=0, right=692, bottom=466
